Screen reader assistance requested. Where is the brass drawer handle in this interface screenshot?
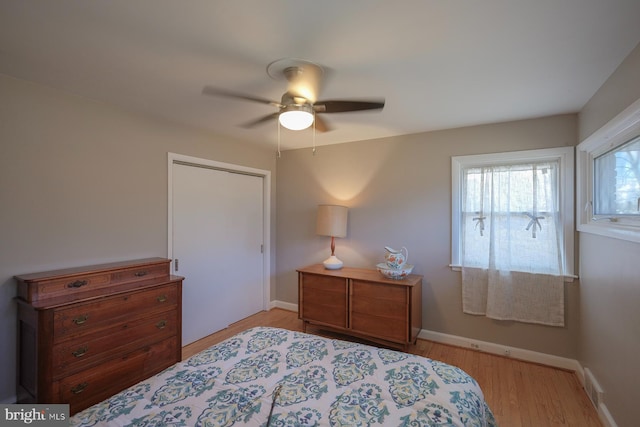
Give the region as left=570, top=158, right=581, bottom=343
left=72, top=346, right=88, bottom=358
left=73, top=314, right=89, bottom=325
left=67, top=280, right=88, bottom=289
left=134, top=271, right=148, bottom=277
left=71, top=382, right=88, bottom=394
left=156, top=320, right=167, bottom=329
left=156, top=295, right=167, bottom=303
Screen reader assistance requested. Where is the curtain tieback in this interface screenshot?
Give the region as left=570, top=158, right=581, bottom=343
left=472, top=215, right=486, bottom=236
left=524, top=212, right=544, bottom=238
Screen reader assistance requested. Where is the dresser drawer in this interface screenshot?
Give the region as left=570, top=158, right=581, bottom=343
left=16, top=258, right=171, bottom=303
left=52, top=309, right=178, bottom=376
left=350, top=313, right=408, bottom=343
left=54, top=284, right=178, bottom=340
left=301, top=273, right=347, bottom=292
left=59, top=336, right=178, bottom=415
left=109, top=262, right=169, bottom=286
left=351, top=280, right=409, bottom=343
left=351, top=280, right=408, bottom=314
left=299, top=273, right=348, bottom=328
left=19, top=272, right=113, bottom=303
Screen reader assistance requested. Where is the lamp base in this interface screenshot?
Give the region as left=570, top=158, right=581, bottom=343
left=323, top=255, right=343, bottom=270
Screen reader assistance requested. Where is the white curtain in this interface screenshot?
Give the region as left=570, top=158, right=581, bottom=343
left=461, top=161, right=565, bottom=327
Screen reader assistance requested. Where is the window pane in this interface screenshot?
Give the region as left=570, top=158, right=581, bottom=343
left=594, top=135, right=640, bottom=216
left=461, top=161, right=561, bottom=274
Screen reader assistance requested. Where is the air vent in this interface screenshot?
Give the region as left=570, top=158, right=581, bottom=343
left=584, top=368, right=604, bottom=409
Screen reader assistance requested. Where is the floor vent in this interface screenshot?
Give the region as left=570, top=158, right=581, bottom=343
left=584, top=368, right=604, bottom=409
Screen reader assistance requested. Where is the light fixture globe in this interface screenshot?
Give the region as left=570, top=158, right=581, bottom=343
left=279, top=104, right=314, bottom=130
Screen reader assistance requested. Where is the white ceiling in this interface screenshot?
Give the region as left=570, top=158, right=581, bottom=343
left=1, top=1, right=640, bottom=151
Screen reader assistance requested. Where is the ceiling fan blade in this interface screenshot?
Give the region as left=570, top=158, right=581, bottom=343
left=239, top=112, right=279, bottom=128
left=202, top=86, right=281, bottom=107
left=313, top=115, right=330, bottom=132
left=314, top=99, right=385, bottom=113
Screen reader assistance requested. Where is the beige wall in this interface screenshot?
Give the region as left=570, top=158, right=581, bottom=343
left=0, top=75, right=277, bottom=402
left=276, top=114, right=579, bottom=358
left=577, top=42, right=640, bottom=427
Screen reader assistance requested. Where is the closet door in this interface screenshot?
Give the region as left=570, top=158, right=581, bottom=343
left=172, top=162, right=264, bottom=345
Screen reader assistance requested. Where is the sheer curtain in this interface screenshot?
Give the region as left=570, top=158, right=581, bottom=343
left=461, top=161, right=565, bottom=326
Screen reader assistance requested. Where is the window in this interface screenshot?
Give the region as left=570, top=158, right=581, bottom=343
left=594, top=135, right=640, bottom=216
left=452, top=147, right=574, bottom=326
left=452, top=147, right=575, bottom=279
left=577, top=98, right=640, bottom=243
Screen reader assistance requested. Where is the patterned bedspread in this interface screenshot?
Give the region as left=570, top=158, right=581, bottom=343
left=70, top=327, right=496, bottom=426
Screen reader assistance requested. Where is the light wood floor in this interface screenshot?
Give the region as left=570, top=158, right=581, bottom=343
left=183, top=308, right=601, bottom=427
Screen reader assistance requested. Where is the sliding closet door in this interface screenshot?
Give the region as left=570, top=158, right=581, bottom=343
left=172, top=162, right=264, bottom=345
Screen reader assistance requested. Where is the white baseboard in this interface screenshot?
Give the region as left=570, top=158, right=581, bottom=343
left=598, top=402, right=619, bottom=427
left=270, top=300, right=297, bottom=312
left=418, top=329, right=582, bottom=373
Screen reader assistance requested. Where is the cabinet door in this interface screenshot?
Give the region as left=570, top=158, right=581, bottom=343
left=350, top=280, right=409, bottom=343
left=299, top=273, right=347, bottom=328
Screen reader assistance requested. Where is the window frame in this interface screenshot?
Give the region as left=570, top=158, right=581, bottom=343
left=451, top=146, right=575, bottom=279
left=576, top=98, right=640, bottom=243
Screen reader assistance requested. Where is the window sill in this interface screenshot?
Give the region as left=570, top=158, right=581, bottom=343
left=577, top=222, right=640, bottom=244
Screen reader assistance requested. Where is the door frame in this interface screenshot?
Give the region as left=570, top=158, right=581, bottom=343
left=167, top=152, right=271, bottom=312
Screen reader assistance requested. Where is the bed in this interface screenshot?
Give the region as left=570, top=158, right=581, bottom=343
left=70, top=326, right=496, bottom=426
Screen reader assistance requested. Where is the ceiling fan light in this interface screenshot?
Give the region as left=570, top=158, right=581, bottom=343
left=279, top=105, right=314, bottom=130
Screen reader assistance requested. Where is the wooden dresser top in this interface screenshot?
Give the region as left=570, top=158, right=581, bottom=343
left=297, top=264, right=422, bottom=286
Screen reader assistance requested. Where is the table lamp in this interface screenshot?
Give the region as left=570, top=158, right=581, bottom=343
left=316, top=204, right=348, bottom=269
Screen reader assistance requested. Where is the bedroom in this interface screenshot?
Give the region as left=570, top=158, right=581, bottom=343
left=1, top=1, right=640, bottom=426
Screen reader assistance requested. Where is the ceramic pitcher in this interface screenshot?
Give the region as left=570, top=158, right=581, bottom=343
left=384, top=246, right=408, bottom=269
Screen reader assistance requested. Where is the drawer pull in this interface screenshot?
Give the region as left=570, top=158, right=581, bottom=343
left=156, top=320, right=167, bottom=329
left=67, top=280, right=88, bottom=289
left=72, top=346, right=88, bottom=358
left=134, top=271, right=148, bottom=277
left=71, top=382, right=88, bottom=394
left=73, top=315, right=89, bottom=325
left=157, top=295, right=167, bottom=303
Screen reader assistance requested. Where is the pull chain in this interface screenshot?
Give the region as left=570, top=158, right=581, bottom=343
left=312, top=113, right=316, bottom=155
left=277, top=120, right=281, bottom=159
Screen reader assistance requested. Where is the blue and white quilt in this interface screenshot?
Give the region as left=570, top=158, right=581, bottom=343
left=70, top=326, right=496, bottom=426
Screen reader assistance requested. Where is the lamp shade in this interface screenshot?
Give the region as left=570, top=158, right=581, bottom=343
left=316, top=205, right=348, bottom=237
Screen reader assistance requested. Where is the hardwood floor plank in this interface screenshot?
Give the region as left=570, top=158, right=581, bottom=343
left=182, top=308, right=602, bottom=426
left=513, top=361, right=537, bottom=426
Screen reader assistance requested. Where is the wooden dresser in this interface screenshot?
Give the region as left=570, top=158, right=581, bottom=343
left=15, top=257, right=183, bottom=415
left=297, top=264, right=422, bottom=349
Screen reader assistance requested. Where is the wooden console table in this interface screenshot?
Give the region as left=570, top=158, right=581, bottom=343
left=297, top=264, right=422, bottom=349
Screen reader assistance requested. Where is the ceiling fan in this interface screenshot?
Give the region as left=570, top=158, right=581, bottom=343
left=202, top=58, right=385, bottom=132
